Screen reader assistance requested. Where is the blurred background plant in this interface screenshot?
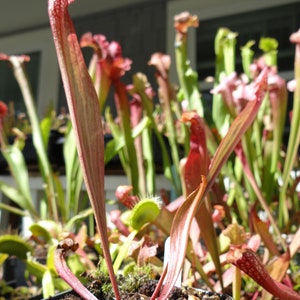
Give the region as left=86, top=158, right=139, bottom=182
left=1, top=101, right=31, bottom=137
left=0, top=3, right=299, bottom=299
left=0, top=53, right=93, bottom=298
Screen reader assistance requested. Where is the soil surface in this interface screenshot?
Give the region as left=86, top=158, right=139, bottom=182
left=57, top=280, right=233, bottom=300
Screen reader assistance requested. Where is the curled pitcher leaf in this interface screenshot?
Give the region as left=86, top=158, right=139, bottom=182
left=181, top=111, right=209, bottom=195
left=181, top=111, right=223, bottom=288
left=148, top=52, right=171, bottom=80
left=227, top=247, right=300, bottom=300
left=80, top=33, right=132, bottom=80
left=48, top=0, right=120, bottom=298
left=174, top=11, right=198, bottom=37
left=54, top=238, right=98, bottom=300
left=80, top=32, right=132, bottom=113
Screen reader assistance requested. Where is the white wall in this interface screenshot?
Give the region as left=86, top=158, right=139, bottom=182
left=0, top=174, right=172, bottom=207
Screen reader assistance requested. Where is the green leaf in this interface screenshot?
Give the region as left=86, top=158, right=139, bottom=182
left=26, top=260, right=48, bottom=281
left=114, top=81, right=140, bottom=194
left=67, top=254, right=87, bottom=281
left=131, top=73, right=176, bottom=189
left=279, top=30, right=300, bottom=227
left=104, top=116, right=151, bottom=164
left=241, top=40, right=255, bottom=77
left=176, top=55, right=204, bottom=117
left=113, top=231, right=137, bottom=273
left=46, top=244, right=58, bottom=275
left=29, top=223, right=53, bottom=243
left=213, top=28, right=238, bottom=136
left=0, top=184, right=31, bottom=216
left=130, top=197, right=161, bottom=231
left=0, top=235, right=33, bottom=259
left=26, top=257, right=69, bottom=292
left=104, top=138, right=120, bottom=164
left=40, top=114, right=52, bottom=148
left=259, top=37, right=278, bottom=66
left=65, top=207, right=94, bottom=231
left=53, top=173, right=67, bottom=221
left=64, top=124, right=83, bottom=219
left=42, top=270, right=56, bottom=298
left=259, top=37, right=278, bottom=52
left=0, top=146, right=37, bottom=218
left=0, top=253, right=9, bottom=265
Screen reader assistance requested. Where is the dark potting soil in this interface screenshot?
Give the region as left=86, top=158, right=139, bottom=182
left=54, top=280, right=233, bottom=300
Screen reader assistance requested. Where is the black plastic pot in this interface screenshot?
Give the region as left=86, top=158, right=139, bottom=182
left=47, top=130, right=65, bottom=168
left=29, top=289, right=75, bottom=300
left=0, top=134, right=37, bottom=174
left=2, top=257, right=27, bottom=288
left=0, top=132, right=174, bottom=175
left=35, top=285, right=234, bottom=300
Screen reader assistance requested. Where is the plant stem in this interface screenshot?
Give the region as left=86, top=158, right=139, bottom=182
left=114, top=80, right=139, bottom=194
left=232, top=266, right=241, bottom=300
left=10, top=56, right=58, bottom=222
